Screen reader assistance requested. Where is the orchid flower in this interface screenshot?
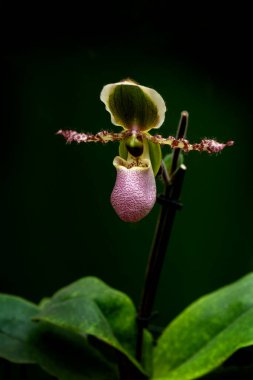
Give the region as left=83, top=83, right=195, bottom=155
left=57, top=79, right=234, bottom=223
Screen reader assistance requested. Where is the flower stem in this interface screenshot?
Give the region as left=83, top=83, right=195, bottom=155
left=169, top=111, right=188, bottom=176
left=136, top=112, right=188, bottom=363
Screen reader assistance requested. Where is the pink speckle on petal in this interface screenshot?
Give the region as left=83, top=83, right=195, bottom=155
left=110, top=158, right=156, bottom=223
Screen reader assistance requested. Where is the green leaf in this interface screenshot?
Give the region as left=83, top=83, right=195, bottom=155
left=0, top=278, right=151, bottom=379
left=0, top=294, right=121, bottom=379
left=142, top=329, right=154, bottom=376
left=153, top=273, right=253, bottom=380
left=35, top=276, right=148, bottom=378
left=32, top=324, right=119, bottom=380
left=0, top=294, right=39, bottom=363
left=163, top=152, right=184, bottom=176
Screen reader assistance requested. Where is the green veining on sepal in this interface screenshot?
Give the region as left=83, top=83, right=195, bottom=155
left=108, top=85, right=159, bottom=131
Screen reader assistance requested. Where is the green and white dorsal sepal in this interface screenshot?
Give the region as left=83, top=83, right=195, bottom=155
left=100, top=79, right=167, bottom=132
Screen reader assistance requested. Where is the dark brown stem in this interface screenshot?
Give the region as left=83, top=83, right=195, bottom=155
left=135, top=112, right=188, bottom=363
left=170, top=111, right=188, bottom=176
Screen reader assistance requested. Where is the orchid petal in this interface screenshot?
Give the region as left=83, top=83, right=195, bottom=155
left=56, top=129, right=128, bottom=143
left=145, top=134, right=234, bottom=154
left=57, top=129, right=234, bottom=154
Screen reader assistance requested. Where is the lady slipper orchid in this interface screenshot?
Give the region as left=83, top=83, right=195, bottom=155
left=57, top=79, right=234, bottom=222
